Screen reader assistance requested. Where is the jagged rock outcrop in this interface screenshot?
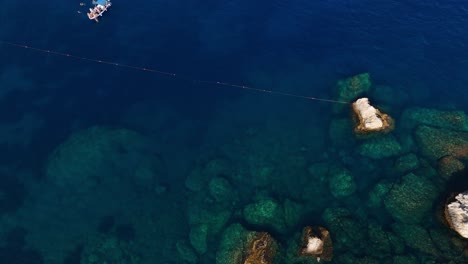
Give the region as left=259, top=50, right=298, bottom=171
left=352, top=98, right=393, bottom=134
left=445, top=191, right=468, bottom=238
left=299, top=226, right=333, bottom=262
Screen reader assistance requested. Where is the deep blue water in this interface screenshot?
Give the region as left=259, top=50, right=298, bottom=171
left=1, top=0, right=468, bottom=263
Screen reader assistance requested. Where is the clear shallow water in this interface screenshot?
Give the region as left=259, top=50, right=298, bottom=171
left=0, top=0, right=468, bottom=263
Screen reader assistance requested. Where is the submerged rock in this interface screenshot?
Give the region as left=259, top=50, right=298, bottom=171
left=429, top=228, right=467, bottom=260
left=352, top=98, right=394, bottom=134
left=322, top=208, right=366, bottom=254
left=393, top=153, right=420, bottom=174
left=283, top=199, right=304, bottom=230
left=367, top=222, right=405, bottom=257
left=336, top=73, right=371, bottom=103
left=367, top=181, right=392, bottom=208
left=392, top=223, right=439, bottom=256
left=328, top=167, right=356, bottom=198
left=209, top=176, right=235, bottom=204
left=384, top=173, right=438, bottom=224
left=401, top=107, right=468, bottom=132
left=438, top=155, right=465, bottom=180
left=188, top=202, right=232, bottom=236
left=216, top=224, right=248, bottom=264
left=189, top=224, right=209, bottom=255
left=445, top=191, right=468, bottom=238
left=244, top=232, right=278, bottom=264
left=185, top=158, right=232, bottom=192
left=243, top=198, right=286, bottom=234
left=358, top=135, right=402, bottom=159
left=414, top=125, right=468, bottom=160
left=216, top=224, right=278, bottom=264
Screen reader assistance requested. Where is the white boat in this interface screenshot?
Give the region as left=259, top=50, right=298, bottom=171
left=87, top=0, right=112, bottom=22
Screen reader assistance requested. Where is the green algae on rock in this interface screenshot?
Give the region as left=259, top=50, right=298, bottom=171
left=393, top=153, right=420, bottom=175
left=392, top=223, right=440, bottom=256
left=216, top=224, right=278, bottom=264
left=185, top=158, right=233, bottom=192
left=217, top=224, right=250, bottom=264
left=185, top=161, right=238, bottom=240
left=383, top=173, right=438, bottom=224
left=243, top=197, right=287, bottom=234
left=328, top=167, right=356, bottom=198
left=438, top=155, right=465, bottom=180
left=322, top=208, right=366, bottom=255
left=414, top=125, right=468, bottom=160
left=336, top=73, right=371, bottom=103
left=429, top=228, right=467, bottom=260
left=367, top=222, right=405, bottom=257
left=188, top=201, right=232, bottom=236
left=333, top=73, right=372, bottom=113
left=367, top=181, right=392, bottom=208
left=358, top=134, right=403, bottom=159
left=209, top=176, right=236, bottom=204
left=282, top=199, right=304, bottom=231
left=189, top=224, right=209, bottom=255
left=401, top=107, right=468, bottom=132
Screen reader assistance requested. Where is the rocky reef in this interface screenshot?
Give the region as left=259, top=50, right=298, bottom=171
left=5, top=72, right=468, bottom=264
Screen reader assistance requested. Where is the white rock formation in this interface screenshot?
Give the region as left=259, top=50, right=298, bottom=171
left=352, top=97, right=393, bottom=133
left=304, top=237, right=324, bottom=254
left=446, top=191, right=468, bottom=238
left=300, top=226, right=332, bottom=262
left=353, top=98, right=383, bottom=129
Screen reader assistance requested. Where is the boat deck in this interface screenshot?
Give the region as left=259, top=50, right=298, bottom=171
left=87, top=0, right=112, bottom=22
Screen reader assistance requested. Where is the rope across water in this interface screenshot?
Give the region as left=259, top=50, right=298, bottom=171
left=0, top=40, right=350, bottom=105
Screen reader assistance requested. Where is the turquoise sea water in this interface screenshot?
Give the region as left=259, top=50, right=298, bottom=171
left=0, top=0, right=468, bottom=263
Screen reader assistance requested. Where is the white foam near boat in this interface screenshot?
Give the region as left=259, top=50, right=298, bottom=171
left=87, top=0, right=112, bottom=22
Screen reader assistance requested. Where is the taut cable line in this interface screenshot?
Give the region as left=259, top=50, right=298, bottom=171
left=0, top=40, right=350, bottom=105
